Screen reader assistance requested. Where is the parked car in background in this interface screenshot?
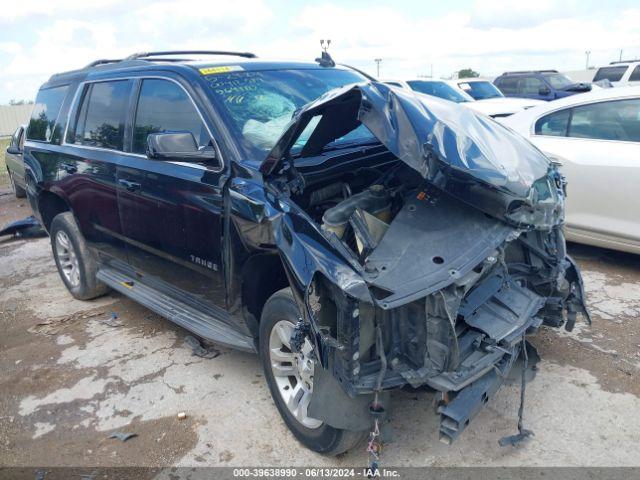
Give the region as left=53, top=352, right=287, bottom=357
left=494, top=70, right=591, bottom=101
left=22, top=50, right=589, bottom=454
left=5, top=124, right=27, bottom=197
left=593, top=60, right=640, bottom=87
left=384, top=78, right=540, bottom=118
left=450, top=78, right=543, bottom=115
left=504, top=86, right=640, bottom=254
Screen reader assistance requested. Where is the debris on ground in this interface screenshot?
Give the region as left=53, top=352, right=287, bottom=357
left=177, top=412, right=187, bottom=420
left=108, top=432, right=138, bottom=442
left=184, top=335, right=220, bottom=359
left=98, top=312, right=122, bottom=328
left=0, top=215, right=47, bottom=239
left=28, top=310, right=107, bottom=336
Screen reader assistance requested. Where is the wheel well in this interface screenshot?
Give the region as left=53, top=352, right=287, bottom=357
left=38, top=191, right=70, bottom=231
left=242, top=253, right=289, bottom=336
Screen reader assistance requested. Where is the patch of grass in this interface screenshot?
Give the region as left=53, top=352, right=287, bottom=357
left=0, top=137, right=10, bottom=186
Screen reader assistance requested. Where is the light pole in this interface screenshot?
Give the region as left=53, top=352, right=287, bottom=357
left=585, top=50, right=591, bottom=69
left=374, top=58, right=382, bottom=78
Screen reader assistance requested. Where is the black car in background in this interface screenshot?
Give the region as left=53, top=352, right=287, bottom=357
left=22, top=51, right=589, bottom=454
left=6, top=124, right=27, bottom=197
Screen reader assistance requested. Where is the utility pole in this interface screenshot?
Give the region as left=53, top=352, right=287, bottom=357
left=585, top=50, right=591, bottom=69
left=374, top=58, right=382, bottom=78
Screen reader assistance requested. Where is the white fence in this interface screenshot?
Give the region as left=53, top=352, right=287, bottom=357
left=0, top=104, right=33, bottom=137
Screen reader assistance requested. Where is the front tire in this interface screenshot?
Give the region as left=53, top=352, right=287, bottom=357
left=50, top=212, right=109, bottom=300
left=259, top=288, right=365, bottom=455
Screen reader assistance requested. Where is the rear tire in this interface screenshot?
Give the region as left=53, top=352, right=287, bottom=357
left=8, top=170, right=26, bottom=198
left=50, top=212, right=110, bottom=300
left=259, top=288, right=366, bottom=455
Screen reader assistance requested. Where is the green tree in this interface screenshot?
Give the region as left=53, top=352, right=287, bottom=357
left=458, top=68, right=480, bottom=79
left=9, top=99, right=34, bottom=105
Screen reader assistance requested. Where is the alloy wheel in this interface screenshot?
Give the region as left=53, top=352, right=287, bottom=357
left=55, top=230, right=80, bottom=288
left=268, top=320, right=323, bottom=429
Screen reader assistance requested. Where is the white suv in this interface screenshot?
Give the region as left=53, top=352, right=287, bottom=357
left=593, top=60, right=640, bottom=87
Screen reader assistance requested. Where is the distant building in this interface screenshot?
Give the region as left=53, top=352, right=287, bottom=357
left=0, top=104, right=33, bottom=137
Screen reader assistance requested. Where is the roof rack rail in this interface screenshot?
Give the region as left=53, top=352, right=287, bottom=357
left=501, top=69, right=558, bottom=75
left=85, top=58, right=124, bottom=68
left=609, top=59, right=640, bottom=65
left=125, top=50, right=258, bottom=60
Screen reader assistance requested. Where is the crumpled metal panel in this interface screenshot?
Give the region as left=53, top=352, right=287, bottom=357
left=260, top=82, right=554, bottom=225
left=363, top=192, right=513, bottom=309
left=459, top=272, right=546, bottom=341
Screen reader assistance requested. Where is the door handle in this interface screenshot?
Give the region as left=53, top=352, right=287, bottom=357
left=60, top=162, right=77, bottom=174
left=118, top=179, right=141, bottom=191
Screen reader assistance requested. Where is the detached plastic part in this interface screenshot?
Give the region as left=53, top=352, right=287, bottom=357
left=0, top=215, right=46, bottom=239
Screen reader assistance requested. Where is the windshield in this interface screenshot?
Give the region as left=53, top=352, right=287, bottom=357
left=457, top=81, right=503, bottom=100
left=203, top=68, right=372, bottom=153
left=593, top=66, right=627, bottom=82
left=407, top=80, right=471, bottom=103
left=542, top=73, right=574, bottom=89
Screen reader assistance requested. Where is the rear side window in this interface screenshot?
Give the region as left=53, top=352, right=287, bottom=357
left=593, top=66, right=627, bottom=82
left=70, top=80, right=132, bottom=150
left=629, top=66, right=640, bottom=82
left=568, top=99, right=640, bottom=142
left=518, top=76, right=544, bottom=95
left=27, top=85, right=69, bottom=142
left=535, top=109, right=570, bottom=136
left=132, top=79, right=209, bottom=155
left=496, top=77, right=518, bottom=94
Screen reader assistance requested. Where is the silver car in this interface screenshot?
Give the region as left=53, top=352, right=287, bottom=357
left=504, top=86, right=640, bottom=254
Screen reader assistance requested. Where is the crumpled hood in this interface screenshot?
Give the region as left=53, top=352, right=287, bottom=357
left=261, top=82, right=562, bottom=228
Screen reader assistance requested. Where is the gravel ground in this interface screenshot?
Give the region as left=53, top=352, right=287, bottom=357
left=1, top=186, right=639, bottom=470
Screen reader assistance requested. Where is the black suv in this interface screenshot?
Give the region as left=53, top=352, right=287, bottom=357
left=23, top=51, right=589, bottom=454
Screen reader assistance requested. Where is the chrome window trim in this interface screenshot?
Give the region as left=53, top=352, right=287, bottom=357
left=61, top=75, right=225, bottom=172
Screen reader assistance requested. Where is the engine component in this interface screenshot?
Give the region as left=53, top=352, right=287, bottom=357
left=308, top=182, right=346, bottom=207
left=321, top=185, right=391, bottom=239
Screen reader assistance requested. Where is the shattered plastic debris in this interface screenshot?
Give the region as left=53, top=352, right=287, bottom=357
left=108, top=432, right=137, bottom=442
left=98, top=312, right=122, bottom=328
left=184, top=335, right=220, bottom=359
left=0, top=215, right=47, bottom=239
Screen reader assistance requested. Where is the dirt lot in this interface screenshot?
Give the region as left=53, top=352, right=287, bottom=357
left=1, top=186, right=639, bottom=469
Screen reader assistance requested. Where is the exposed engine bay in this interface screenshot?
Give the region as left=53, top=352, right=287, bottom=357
left=276, top=154, right=588, bottom=443
left=260, top=82, right=590, bottom=445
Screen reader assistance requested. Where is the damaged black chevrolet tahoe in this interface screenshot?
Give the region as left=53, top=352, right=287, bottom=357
left=24, top=51, right=590, bottom=454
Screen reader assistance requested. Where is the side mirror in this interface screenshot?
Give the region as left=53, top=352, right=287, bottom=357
left=146, top=131, right=216, bottom=162
left=6, top=145, right=21, bottom=155
left=539, top=86, right=551, bottom=96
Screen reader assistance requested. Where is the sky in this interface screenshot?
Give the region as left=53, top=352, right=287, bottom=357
left=1, top=0, right=639, bottom=103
